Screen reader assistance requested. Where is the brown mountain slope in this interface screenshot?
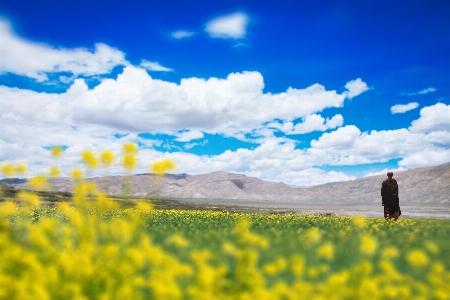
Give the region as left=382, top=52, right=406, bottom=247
left=2, top=163, right=449, bottom=205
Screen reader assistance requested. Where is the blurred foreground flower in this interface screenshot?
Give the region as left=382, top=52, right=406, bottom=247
left=17, top=191, right=41, bottom=206
left=1, top=163, right=15, bottom=177
left=407, top=249, right=429, bottom=268
left=151, top=159, right=176, bottom=175
left=82, top=150, right=98, bottom=168
left=16, top=163, right=28, bottom=174
left=28, top=175, right=49, bottom=190
left=360, top=235, right=378, bottom=256
left=50, top=146, right=63, bottom=158
left=123, top=142, right=138, bottom=153
left=70, top=169, right=84, bottom=179
left=100, top=150, right=115, bottom=166
left=49, top=166, right=61, bottom=177
left=122, top=153, right=137, bottom=171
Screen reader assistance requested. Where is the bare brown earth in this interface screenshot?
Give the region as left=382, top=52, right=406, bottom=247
left=2, top=162, right=449, bottom=218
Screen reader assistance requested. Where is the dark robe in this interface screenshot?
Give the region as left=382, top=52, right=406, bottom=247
left=381, top=178, right=401, bottom=220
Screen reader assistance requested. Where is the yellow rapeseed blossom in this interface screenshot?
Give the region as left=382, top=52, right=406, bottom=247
left=263, top=257, right=287, bottom=276
left=96, top=192, right=119, bottom=211
left=407, top=249, right=429, bottom=268
left=151, top=159, right=176, bottom=175
left=305, top=227, right=322, bottom=245
left=17, top=191, right=41, bottom=206
left=424, top=241, right=440, bottom=255
left=123, top=142, right=138, bottom=153
left=135, top=200, right=153, bottom=213
left=0, top=201, right=17, bottom=217
left=290, top=254, right=305, bottom=277
left=28, top=174, right=49, bottom=190
left=360, top=234, right=377, bottom=256
left=382, top=246, right=400, bottom=259
left=50, top=146, right=63, bottom=158
left=122, top=153, right=137, bottom=171
left=70, top=169, right=84, bottom=179
left=353, top=216, right=367, bottom=228
left=49, top=166, right=61, bottom=177
left=99, top=150, right=115, bottom=166
left=1, top=163, right=15, bottom=177
left=81, top=150, right=98, bottom=168
left=317, top=242, right=334, bottom=261
left=166, top=234, right=189, bottom=248
left=15, top=163, right=27, bottom=174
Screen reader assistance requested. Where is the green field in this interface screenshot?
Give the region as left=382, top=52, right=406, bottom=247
left=1, top=189, right=449, bottom=299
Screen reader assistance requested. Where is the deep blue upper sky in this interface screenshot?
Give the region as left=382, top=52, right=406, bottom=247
left=0, top=0, right=449, bottom=185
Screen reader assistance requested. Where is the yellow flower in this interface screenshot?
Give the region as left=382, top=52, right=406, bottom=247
left=407, top=249, right=429, bottom=268
left=263, top=257, right=287, bottom=275
left=165, top=234, right=189, bottom=248
left=360, top=234, right=377, bottom=256
left=70, top=169, right=84, bottom=179
left=96, top=192, right=119, bottom=211
left=290, top=254, right=305, bottom=277
left=122, top=153, right=137, bottom=171
left=1, top=163, right=15, bottom=177
left=123, top=142, right=138, bottom=153
left=17, top=191, right=41, bottom=206
left=0, top=201, right=17, bottom=217
left=305, top=227, right=322, bottom=244
left=81, top=150, right=98, bottom=168
left=424, top=241, right=440, bottom=255
left=15, top=163, right=28, bottom=174
left=50, top=146, right=63, bottom=158
left=151, top=159, right=176, bottom=175
left=49, top=166, right=60, bottom=177
left=353, top=216, right=366, bottom=228
left=317, top=242, right=334, bottom=261
left=135, top=200, right=153, bottom=213
left=99, top=150, right=115, bottom=166
left=28, top=175, right=49, bottom=189
left=381, top=246, right=399, bottom=259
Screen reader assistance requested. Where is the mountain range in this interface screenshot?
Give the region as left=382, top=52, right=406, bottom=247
left=1, top=162, right=449, bottom=206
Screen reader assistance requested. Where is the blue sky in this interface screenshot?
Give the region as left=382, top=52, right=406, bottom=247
left=0, top=0, right=449, bottom=186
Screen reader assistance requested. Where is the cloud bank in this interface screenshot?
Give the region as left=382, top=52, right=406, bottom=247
left=0, top=19, right=127, bottom=81
left=0, top=66, right=366, bottom=136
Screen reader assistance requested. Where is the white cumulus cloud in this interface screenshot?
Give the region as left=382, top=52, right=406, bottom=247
left=0, top=19, right=127, bottom=81
left=0, top=66, right=366, bottom=136
left=398, top=149, right=450, bottom=169
left=311, top=125, right=361, bottom=149
left=205, top=12, right=249, bottom=39
left=409, top=103, right=450, bottom=133
left=391, top=102, right=419, bottom=114
left=344, top=78, right=370, bottom=99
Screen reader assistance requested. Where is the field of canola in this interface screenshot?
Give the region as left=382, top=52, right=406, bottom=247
left=0, top=191, right=449, bottom=300
left=1, top=145, right=449, bottom=299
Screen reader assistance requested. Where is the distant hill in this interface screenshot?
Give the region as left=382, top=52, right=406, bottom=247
left=0, top=178, right=27, bottom=185
left=2, top=163, right=449, bottom=205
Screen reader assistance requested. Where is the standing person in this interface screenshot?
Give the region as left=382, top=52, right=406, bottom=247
left=381, top=172, right=401, bottom=220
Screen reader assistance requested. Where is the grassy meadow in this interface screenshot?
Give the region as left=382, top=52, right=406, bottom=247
left=0, top=145, right=449, bottom=299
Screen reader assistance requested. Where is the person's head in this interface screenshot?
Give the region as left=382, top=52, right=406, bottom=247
left=387, top=171, right=393, bottom=178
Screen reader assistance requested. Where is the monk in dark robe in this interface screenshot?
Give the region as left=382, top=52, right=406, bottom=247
left=381, top=172, right=401, bottom=220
